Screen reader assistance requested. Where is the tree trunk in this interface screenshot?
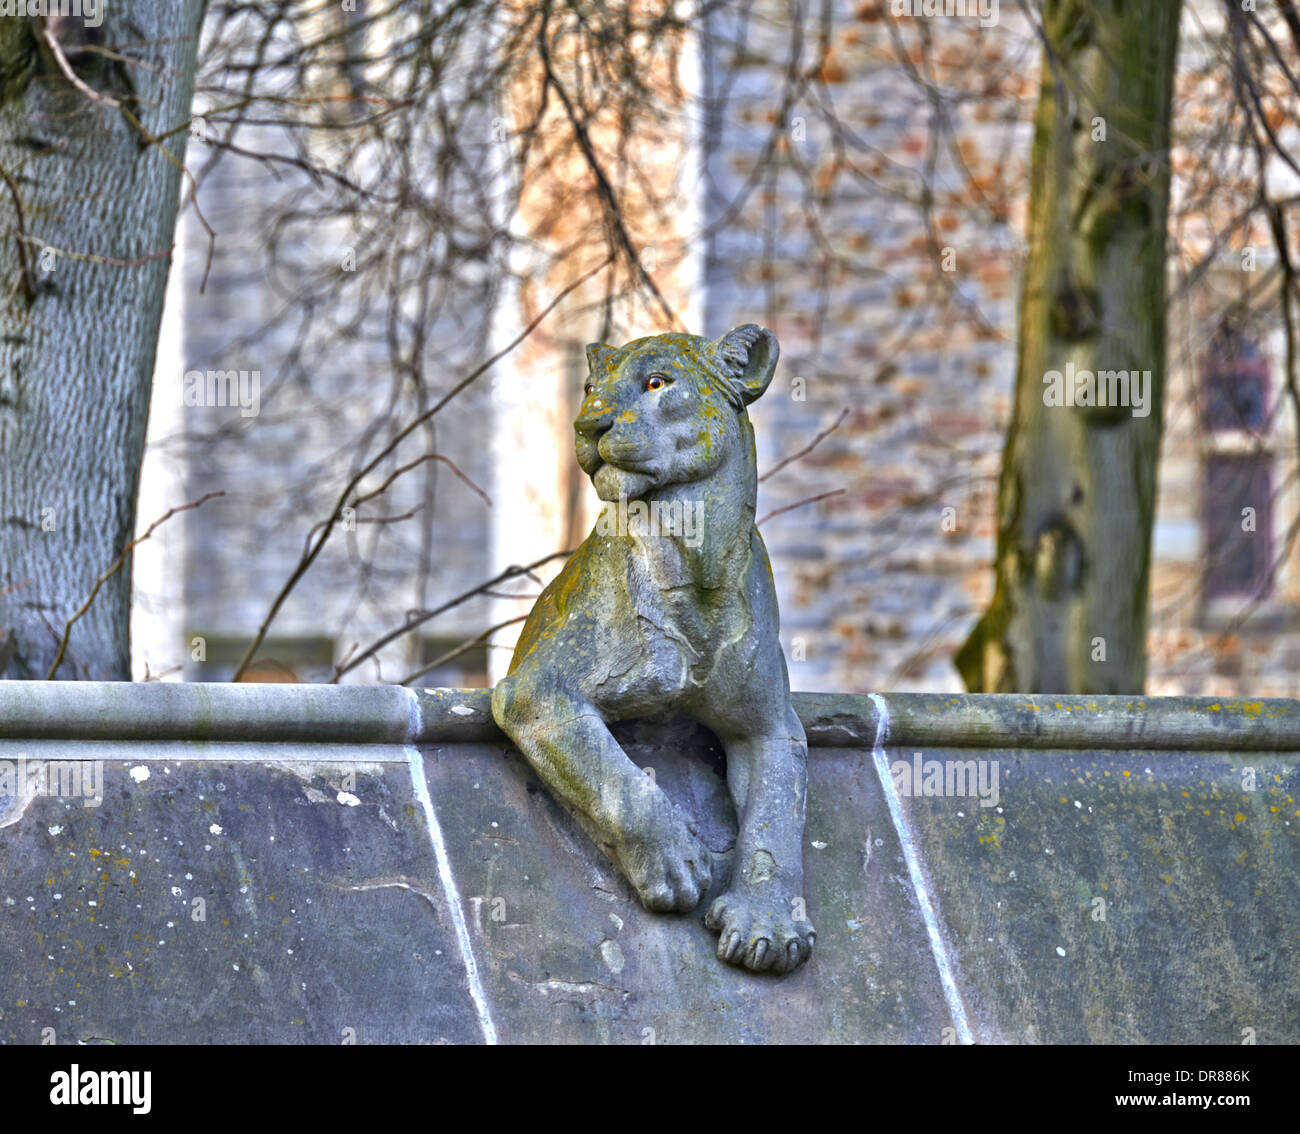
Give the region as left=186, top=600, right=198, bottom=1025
left=955, top=0, right=1181, bottom=695
left=0, top=3, right=204, bottom=679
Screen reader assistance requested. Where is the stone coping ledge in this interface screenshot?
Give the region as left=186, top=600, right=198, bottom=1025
left=0, top=681, right=1295, bottom=752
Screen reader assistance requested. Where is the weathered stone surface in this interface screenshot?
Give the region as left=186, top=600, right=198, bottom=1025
left=420, top=723, right=951, bottom=1044
left=1, top=683, right=1296, bottom=1044
left=0, top=762, right=479, bottom=1045
left=902, top=746, right=1300, bottom=1044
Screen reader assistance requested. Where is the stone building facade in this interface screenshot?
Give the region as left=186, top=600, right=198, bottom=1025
left=693, top=0, right=1300, bottom=698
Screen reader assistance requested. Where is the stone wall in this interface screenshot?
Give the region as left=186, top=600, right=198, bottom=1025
left=1, top=682, right=1295, bottom=1043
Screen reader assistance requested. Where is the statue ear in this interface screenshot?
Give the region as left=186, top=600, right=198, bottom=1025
left=713, top=324, right=779, bottom=405
left=586, top=343, right=615, bottom=374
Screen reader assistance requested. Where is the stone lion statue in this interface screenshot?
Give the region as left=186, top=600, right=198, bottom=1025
left=491, top=324, right=814, bottom=974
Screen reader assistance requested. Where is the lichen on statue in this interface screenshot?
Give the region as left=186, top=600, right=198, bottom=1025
left=491, top=324, right=814, bottom=974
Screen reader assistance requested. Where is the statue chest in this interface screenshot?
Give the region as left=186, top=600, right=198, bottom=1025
left=606, top=555, right=754, bottom=704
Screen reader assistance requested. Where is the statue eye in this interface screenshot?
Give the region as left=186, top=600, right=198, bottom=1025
left=647, top=374, right=668, bottom=391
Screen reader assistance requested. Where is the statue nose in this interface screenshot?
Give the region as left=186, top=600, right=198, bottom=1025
left=575, top=404, right=614, bottom=440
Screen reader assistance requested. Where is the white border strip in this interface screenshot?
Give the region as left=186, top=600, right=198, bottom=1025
left=868, top=693, right=975, bottom=1045
left=406, top=744, right=499, bottom=1045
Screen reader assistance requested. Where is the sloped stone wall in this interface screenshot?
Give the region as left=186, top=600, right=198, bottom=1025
left=1, top=684, right=1295, bottom=1043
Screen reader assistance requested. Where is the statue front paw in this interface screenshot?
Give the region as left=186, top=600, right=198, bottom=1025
left=613, top=798, right=713, bottom=914
left=705, top=888, right=815, bottom=974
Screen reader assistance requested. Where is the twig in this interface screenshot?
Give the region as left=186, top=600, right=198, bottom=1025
left=397, top=615, right=529, bottom=686
left=756, top=488, right=846, bottom=526
left=536, top=1, right=678, bottom=328
left=46, top=492, right=223, bottom=679
left=351, top=451, right=491, bottom=510
left=330, top=551, right=570, bottom=682
left=0, top=166, right=35, bottom=301
left=40, top=19, right=122, bottom=108
left=231, top=256, right=611, bottom=682
left=301, top=506, right=425, bottom=561
left=758, top=407, right=850, bottom=482
left=13, top=232, right=173, bottom=270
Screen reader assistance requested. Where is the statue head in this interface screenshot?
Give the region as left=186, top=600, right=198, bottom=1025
left=574, top=325, right=779, bottom=503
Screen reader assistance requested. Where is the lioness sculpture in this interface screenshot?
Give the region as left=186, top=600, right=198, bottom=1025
left=491, top=324, right=814, bottom=974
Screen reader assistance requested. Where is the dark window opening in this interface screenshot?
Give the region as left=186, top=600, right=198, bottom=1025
left=188, top=635, right=336, bottom=683
left=1203, top=455, right=1272, bottom=599
left=1202, top=326, right=1268, bottom=431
